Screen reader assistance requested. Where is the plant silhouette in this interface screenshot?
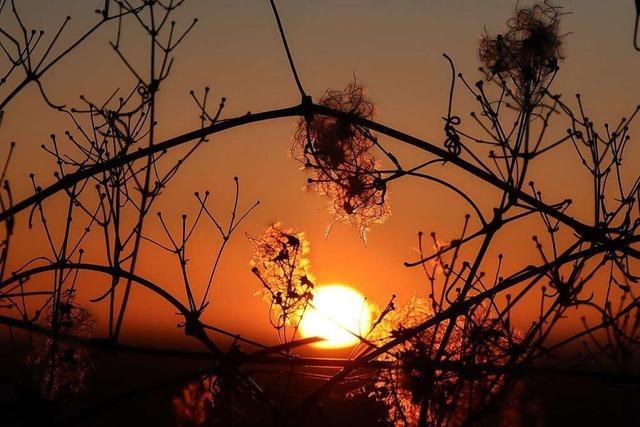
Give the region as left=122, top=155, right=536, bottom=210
left=0, top=1, right=639, bottom=426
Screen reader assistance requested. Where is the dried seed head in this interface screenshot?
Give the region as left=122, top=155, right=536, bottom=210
left=293, top=81, right=389, bottom=239
left=369, top=299, right=522, bottom=426
left=27, top=301, right=94, bottom=402
left=479, top=2, right=564, bottom=105
left=249, top=224, right=314, bottom=333
left=172, top=375, right=218, bottom=426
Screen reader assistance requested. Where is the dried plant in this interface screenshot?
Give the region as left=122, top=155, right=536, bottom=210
left=0, top=1, right=638, bottom=426
left=367, top=298, right=521, bottom=426
left=293, top=82, right=389, bottom=239
left=28, top=295, right=94, bottom=402
left=479, top=2, right=564, bottom=105
left=173, top=376, right=218, bottom=427
left=249, top=224, right=314, bottom=342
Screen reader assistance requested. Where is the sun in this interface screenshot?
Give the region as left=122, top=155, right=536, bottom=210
left=299, top=284, right=372, bottom=349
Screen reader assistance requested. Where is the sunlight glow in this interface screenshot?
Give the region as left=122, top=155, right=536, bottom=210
left=299, top=284, right=371, bottom=349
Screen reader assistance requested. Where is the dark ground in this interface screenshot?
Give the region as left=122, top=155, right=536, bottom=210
left=1, top=339, right=639, bottom=427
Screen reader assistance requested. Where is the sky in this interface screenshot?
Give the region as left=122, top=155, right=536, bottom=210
left=1, top=0, right=639, bottom=352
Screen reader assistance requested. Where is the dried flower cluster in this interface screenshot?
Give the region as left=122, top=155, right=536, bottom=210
left=479, top=2, right=563, bottom=104
left=28, top=301, right=94, bottom=401
left=173, top=372, right=259, bottom=427
left=249, top=224, right=315, bottom=338
left=173, top=376, right=218, bottom=427
left=370, top=298, right=521, bottom=426
left=293, top=82, right=389, bottom=238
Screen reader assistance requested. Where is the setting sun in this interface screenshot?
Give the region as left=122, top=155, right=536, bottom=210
left=299, top=284, right=372, bottom=349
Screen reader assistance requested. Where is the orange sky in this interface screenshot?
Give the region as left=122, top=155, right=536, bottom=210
left=1, top=0, right=639, bottom=352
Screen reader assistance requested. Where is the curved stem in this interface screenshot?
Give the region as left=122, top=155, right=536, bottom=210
left=0, top=102, right=618, bottom=251
left=0, top=261, right=191, bottom=315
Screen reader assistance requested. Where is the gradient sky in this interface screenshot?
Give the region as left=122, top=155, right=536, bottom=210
left=1, top=0, right=639, bottom=352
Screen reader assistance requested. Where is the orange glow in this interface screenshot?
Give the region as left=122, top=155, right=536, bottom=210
left=299, top=284, right=371, bottom=349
